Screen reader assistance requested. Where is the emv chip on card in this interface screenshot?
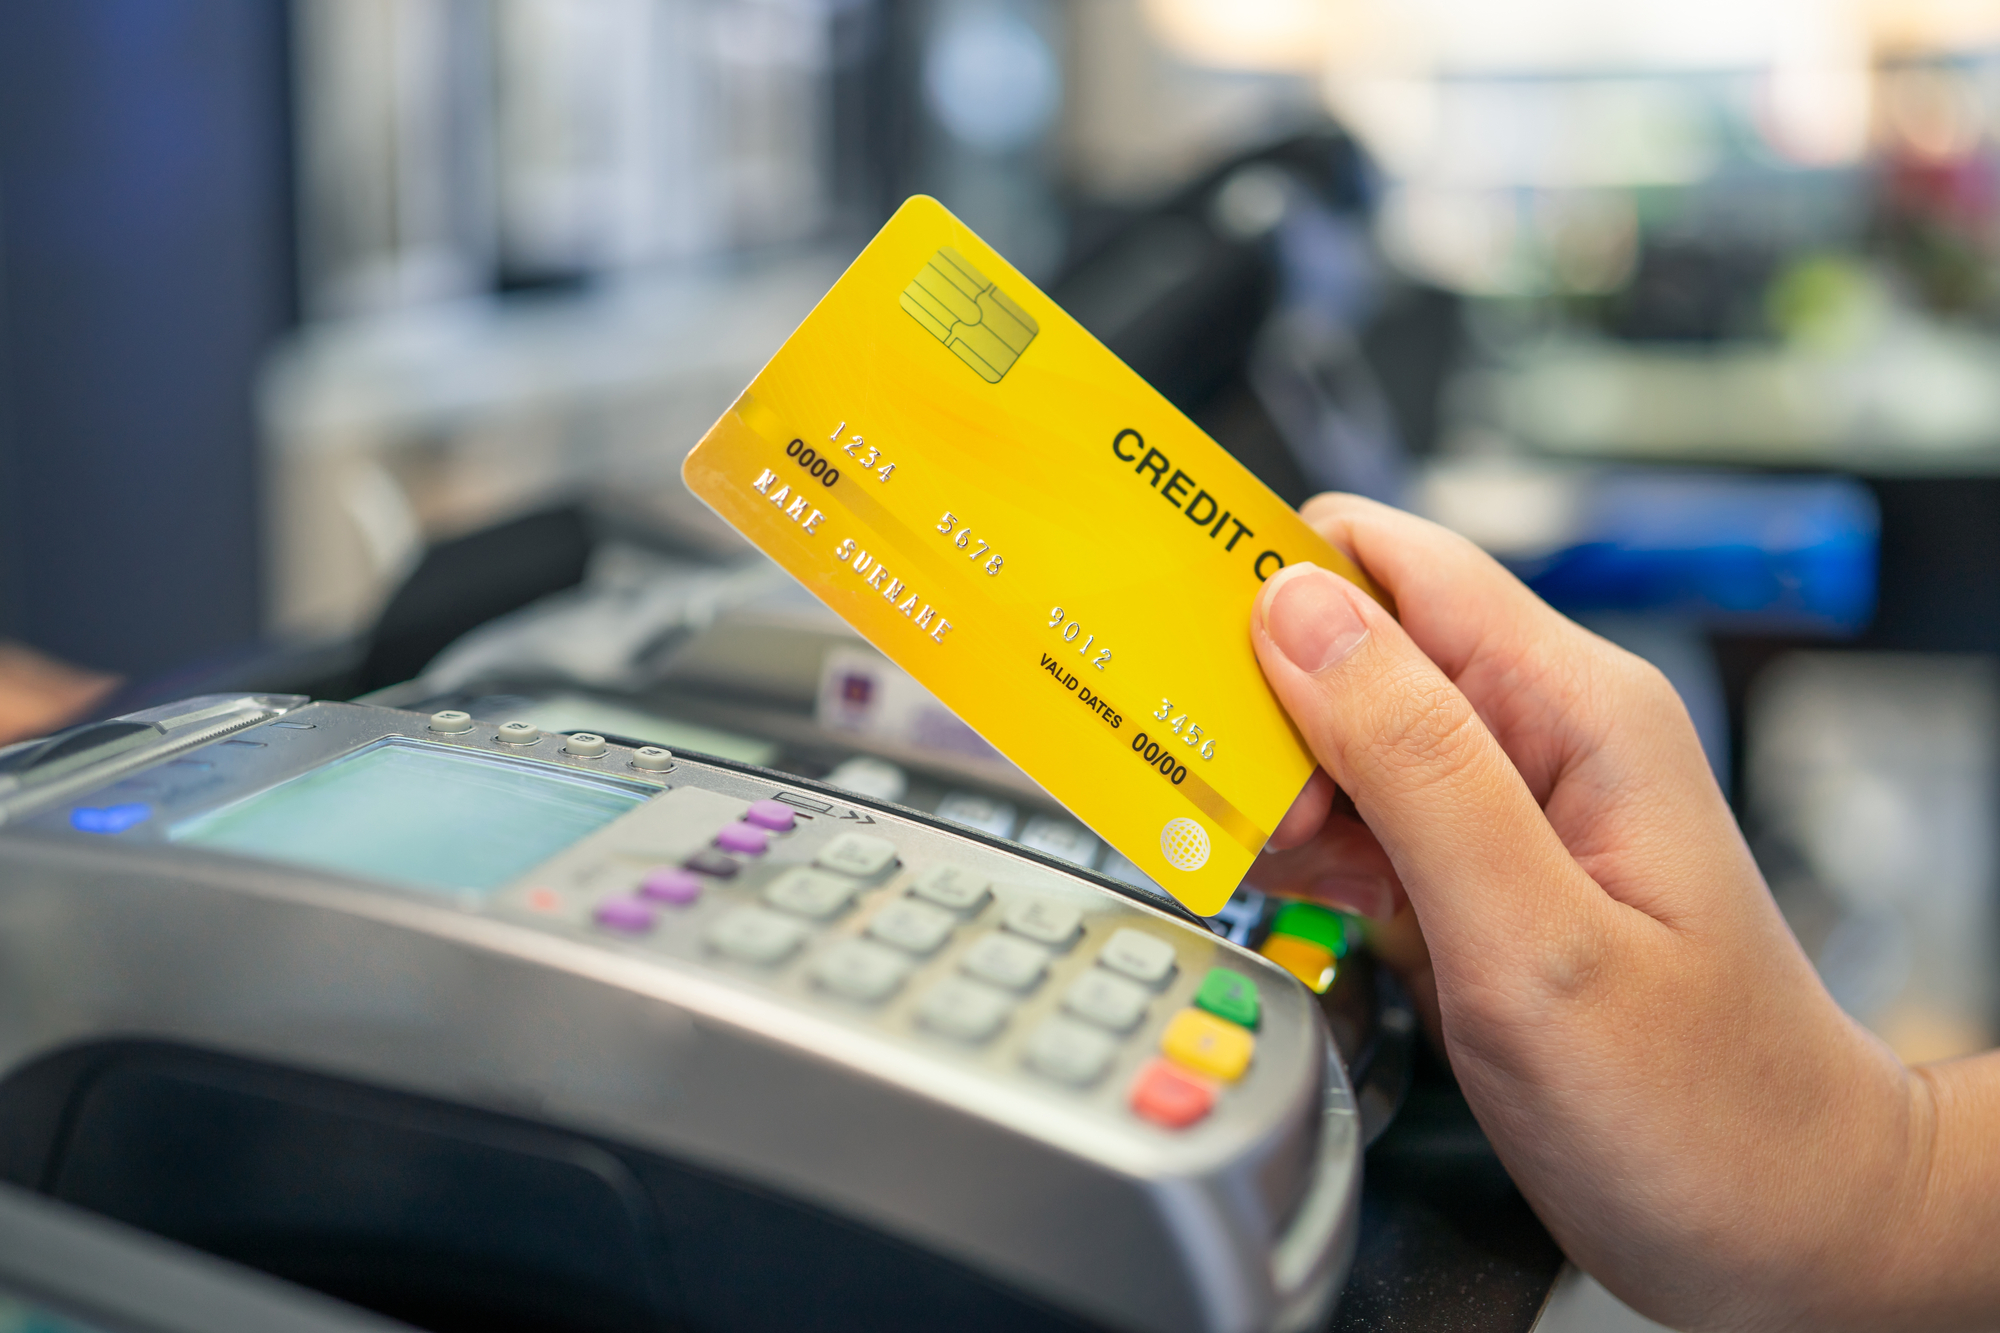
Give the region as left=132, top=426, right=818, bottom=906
left=899, top=247, right=1039, bottom=383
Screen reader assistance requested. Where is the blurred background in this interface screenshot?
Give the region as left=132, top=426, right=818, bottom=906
left=3, top=0, right=2000, bottom=1202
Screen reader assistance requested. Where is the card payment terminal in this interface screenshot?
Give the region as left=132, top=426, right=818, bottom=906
left=0, top=694, right=1358, bottom=1333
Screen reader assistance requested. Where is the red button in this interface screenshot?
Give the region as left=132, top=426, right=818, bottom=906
left=525, top=887, right=563, bottom=914
left=1130, top=1059, right=1215, bottom=1129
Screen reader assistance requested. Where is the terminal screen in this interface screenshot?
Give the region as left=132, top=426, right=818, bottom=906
left=172, top=741, right=648, bottom=894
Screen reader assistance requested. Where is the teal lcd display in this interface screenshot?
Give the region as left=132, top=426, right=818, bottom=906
left=172, top=741, right=647, bottom=894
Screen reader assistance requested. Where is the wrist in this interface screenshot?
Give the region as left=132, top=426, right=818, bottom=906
left=1745, top=1029, right=1934, bottom=1333
left=1867, top=1061, right=1944, bottom=1327
left=1868, top=1055, right=2000, bottom=1330
left=1801, top=1049, right=2000, bottom=1332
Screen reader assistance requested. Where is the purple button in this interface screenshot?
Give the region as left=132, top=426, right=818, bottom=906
left=744, top=799, right=797, bottom=832
left=714, top=822, right=770, bottom=855
left=639, top=867, right=703, bottom=905
left=594, top=897, right=657, bottom=934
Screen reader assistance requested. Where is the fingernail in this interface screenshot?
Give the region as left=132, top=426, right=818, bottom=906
left=1311, top=873, right=1394, bottom=922
left=1263, top=564, right=1369, bottom=674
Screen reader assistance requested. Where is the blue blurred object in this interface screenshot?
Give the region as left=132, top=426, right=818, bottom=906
left=0, top=2, right=292, bottom=677
left=70, top=803, right=152, bottom=834
left=1511, top=473, right=1878, bottom=635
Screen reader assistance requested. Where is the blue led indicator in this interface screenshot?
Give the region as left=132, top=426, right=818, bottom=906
left=70, top=803, right=153, bottom=834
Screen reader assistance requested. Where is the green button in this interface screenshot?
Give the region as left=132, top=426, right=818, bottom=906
left=1270, top=901, right=1354, bottom=959
left=1194, top=968, right=1260, bottom=1029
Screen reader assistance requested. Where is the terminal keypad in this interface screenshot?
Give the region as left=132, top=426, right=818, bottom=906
left=506, top=777, right=1277, bottom=1136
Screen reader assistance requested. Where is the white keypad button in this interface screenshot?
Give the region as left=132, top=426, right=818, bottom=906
left=810, top=939, right=909, bottom=1003
left=959, top=933, right=1052, bottom=993
left=1062, top=969, right=1152, bottom=1033
left=1098, top=928, right=1177, bottom=987
left=764, top=869, right=860, bottom=920
left=867, top=898, right=957, bottom=956
left=815, top=832, right=899, bottom=878
left=916, top=977, right=1014, bottom=1043
left=1002, top=897, right=1083, bottom=950
left=1022, top=1016, right=1117, bottom=1086
left=910, top=863, right=991, bottom=914
left=706, top=907, right=809, bottom=966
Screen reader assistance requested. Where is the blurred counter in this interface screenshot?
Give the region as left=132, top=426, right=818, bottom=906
left=1486, top=324, right=2000, bottom=474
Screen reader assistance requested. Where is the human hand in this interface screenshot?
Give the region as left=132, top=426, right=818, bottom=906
left=1248, top=495, right=2000, bottom=1333
left=0, top=641, right=118, bottom=747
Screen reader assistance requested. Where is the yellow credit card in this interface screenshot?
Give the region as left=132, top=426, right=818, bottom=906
left=683, top=196, right=1381, bottom=915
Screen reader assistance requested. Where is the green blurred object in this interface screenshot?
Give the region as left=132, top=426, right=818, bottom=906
left=1765, top=252, right=1881, bottom=352
left=1194, top=967, right=1261, bottom=1029
left=1269, top=901, right=1355, bottom=959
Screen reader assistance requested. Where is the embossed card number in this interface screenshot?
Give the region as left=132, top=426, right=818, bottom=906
left=936, top=512, right=1004, bottom=575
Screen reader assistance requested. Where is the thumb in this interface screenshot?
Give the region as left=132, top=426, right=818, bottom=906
left=1250, top=563, right=1606, bottom=967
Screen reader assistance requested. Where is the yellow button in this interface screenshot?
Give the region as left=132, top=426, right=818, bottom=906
left=1260, top=935, right=1336, bottom=994
left=1161, top=1008, right=1255, bottom=1082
